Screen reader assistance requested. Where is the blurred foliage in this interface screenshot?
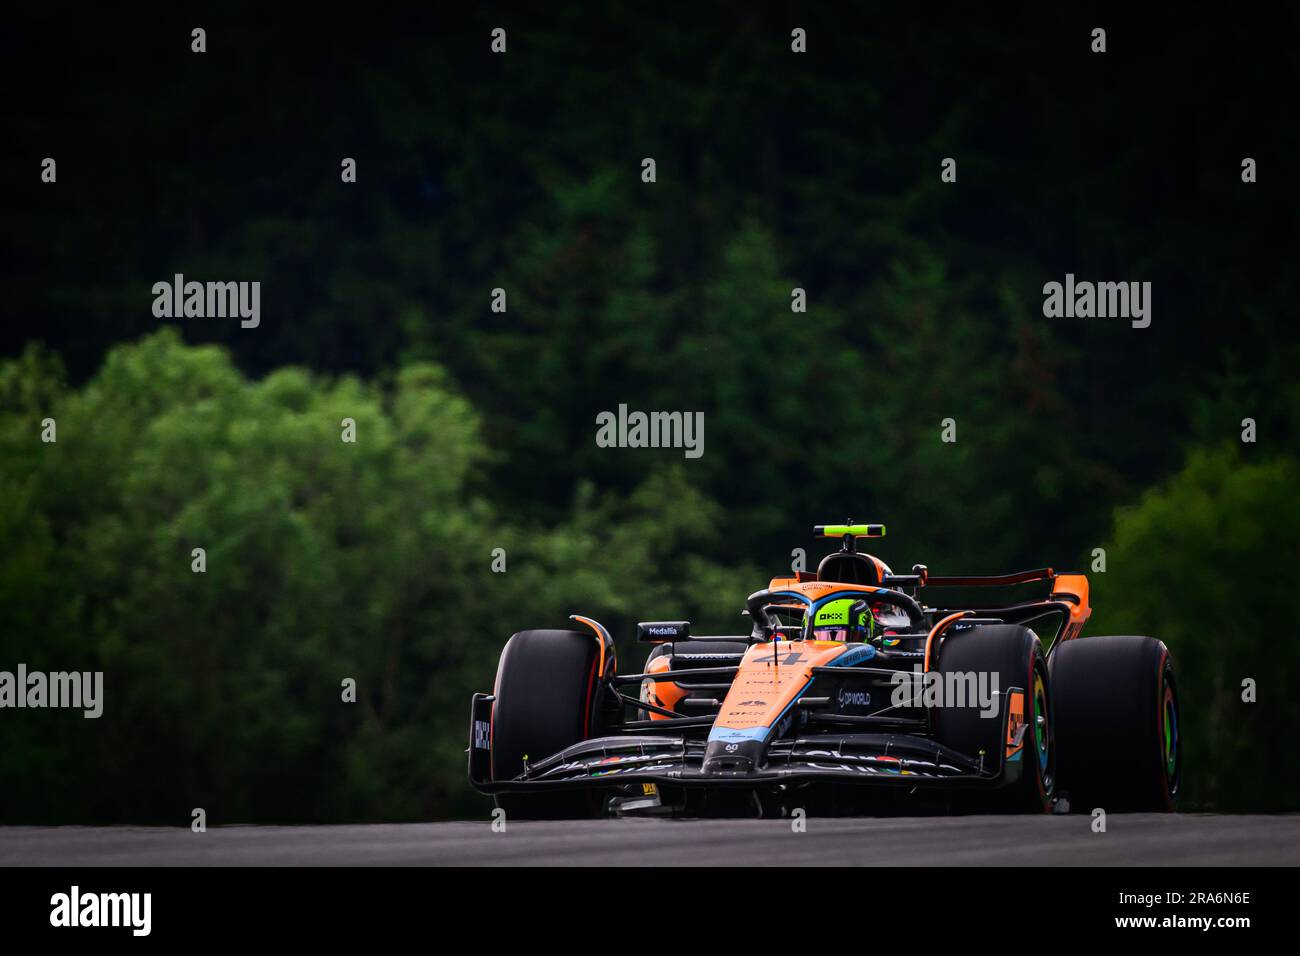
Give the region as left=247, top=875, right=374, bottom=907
left=0, top=334, right=759, bottom=821
left=1090, top=445, right=1300, bottom=811
left=1, top=7, right=1297, bottom=818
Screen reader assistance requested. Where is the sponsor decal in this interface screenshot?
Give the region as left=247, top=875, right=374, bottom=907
left=1005, top=690, right=1026, bottom=758
left=836, top=688, right=872, bottom=709
left=707, top=725, right=770, bottom=743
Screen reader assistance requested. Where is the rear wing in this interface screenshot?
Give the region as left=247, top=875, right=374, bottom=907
left=922, top=568, right=1092, bottom=645
left=922, top=568, right=1056, bottom=587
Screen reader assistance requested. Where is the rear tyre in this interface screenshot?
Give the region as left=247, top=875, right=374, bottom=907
left=935, top=624, right=1054, bottom=812
left=491, top=629, right=602, bottom=820
left=1050, top=635, right=1180, bottom=812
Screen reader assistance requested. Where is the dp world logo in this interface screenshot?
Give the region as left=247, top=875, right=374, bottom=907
left=837, top=688, right=871, bottom=710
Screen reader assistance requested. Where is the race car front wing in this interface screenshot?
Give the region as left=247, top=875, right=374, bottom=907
left=468, top=691, right=1027, bottom=793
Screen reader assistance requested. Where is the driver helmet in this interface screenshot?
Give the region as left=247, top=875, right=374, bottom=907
left=809, top=598, right=872, bottom=642
left=808, top=598, right=911, bottom=644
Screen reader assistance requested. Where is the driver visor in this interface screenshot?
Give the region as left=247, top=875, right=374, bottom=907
left=812, top=627, right=850, bottom=641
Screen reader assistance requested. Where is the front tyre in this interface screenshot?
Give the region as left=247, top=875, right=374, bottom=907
left=935, top=624, right=1055, bottom=813
left=490, top=629, right=602, bottom=820
left=1050, top=635, right=1180, bottom=812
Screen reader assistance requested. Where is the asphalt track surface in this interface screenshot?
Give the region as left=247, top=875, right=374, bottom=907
left=2, top=814, right=1296, bottom=866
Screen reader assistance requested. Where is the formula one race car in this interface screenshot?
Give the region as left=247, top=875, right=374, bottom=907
left=468, top=524, right=1180, bottom=818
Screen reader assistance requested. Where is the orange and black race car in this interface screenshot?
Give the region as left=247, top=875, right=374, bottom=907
left=468, top=524, right=1180, bottom=818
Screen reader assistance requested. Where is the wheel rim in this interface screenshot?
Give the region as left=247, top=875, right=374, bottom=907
left=1162, top=683, right=1178, bottom=779
left=1033, top=671, right=1051, bottom=776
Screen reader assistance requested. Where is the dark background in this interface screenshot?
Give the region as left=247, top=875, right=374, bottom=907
left=1, top=5, right=1296, bottom=821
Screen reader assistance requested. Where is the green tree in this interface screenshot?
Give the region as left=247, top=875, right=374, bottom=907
left=0, top=332, right=759, bottom=821
left=1090, top=445, right=1300, bottom=810
left=0, top=331, right=497, bottom=820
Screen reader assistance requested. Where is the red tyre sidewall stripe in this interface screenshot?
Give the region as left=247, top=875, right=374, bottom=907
left=581, top=651, right=599, bottom=739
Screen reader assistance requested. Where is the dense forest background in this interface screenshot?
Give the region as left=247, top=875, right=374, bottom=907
left=1, top=6, right=1297, bottom=820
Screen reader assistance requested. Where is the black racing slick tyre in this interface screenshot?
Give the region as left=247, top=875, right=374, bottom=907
left=491, top=629, right=602, bottom=820
left=935, top=624, right=1055, bottom=813
left=1050, top=635, right=1180, bottom=812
